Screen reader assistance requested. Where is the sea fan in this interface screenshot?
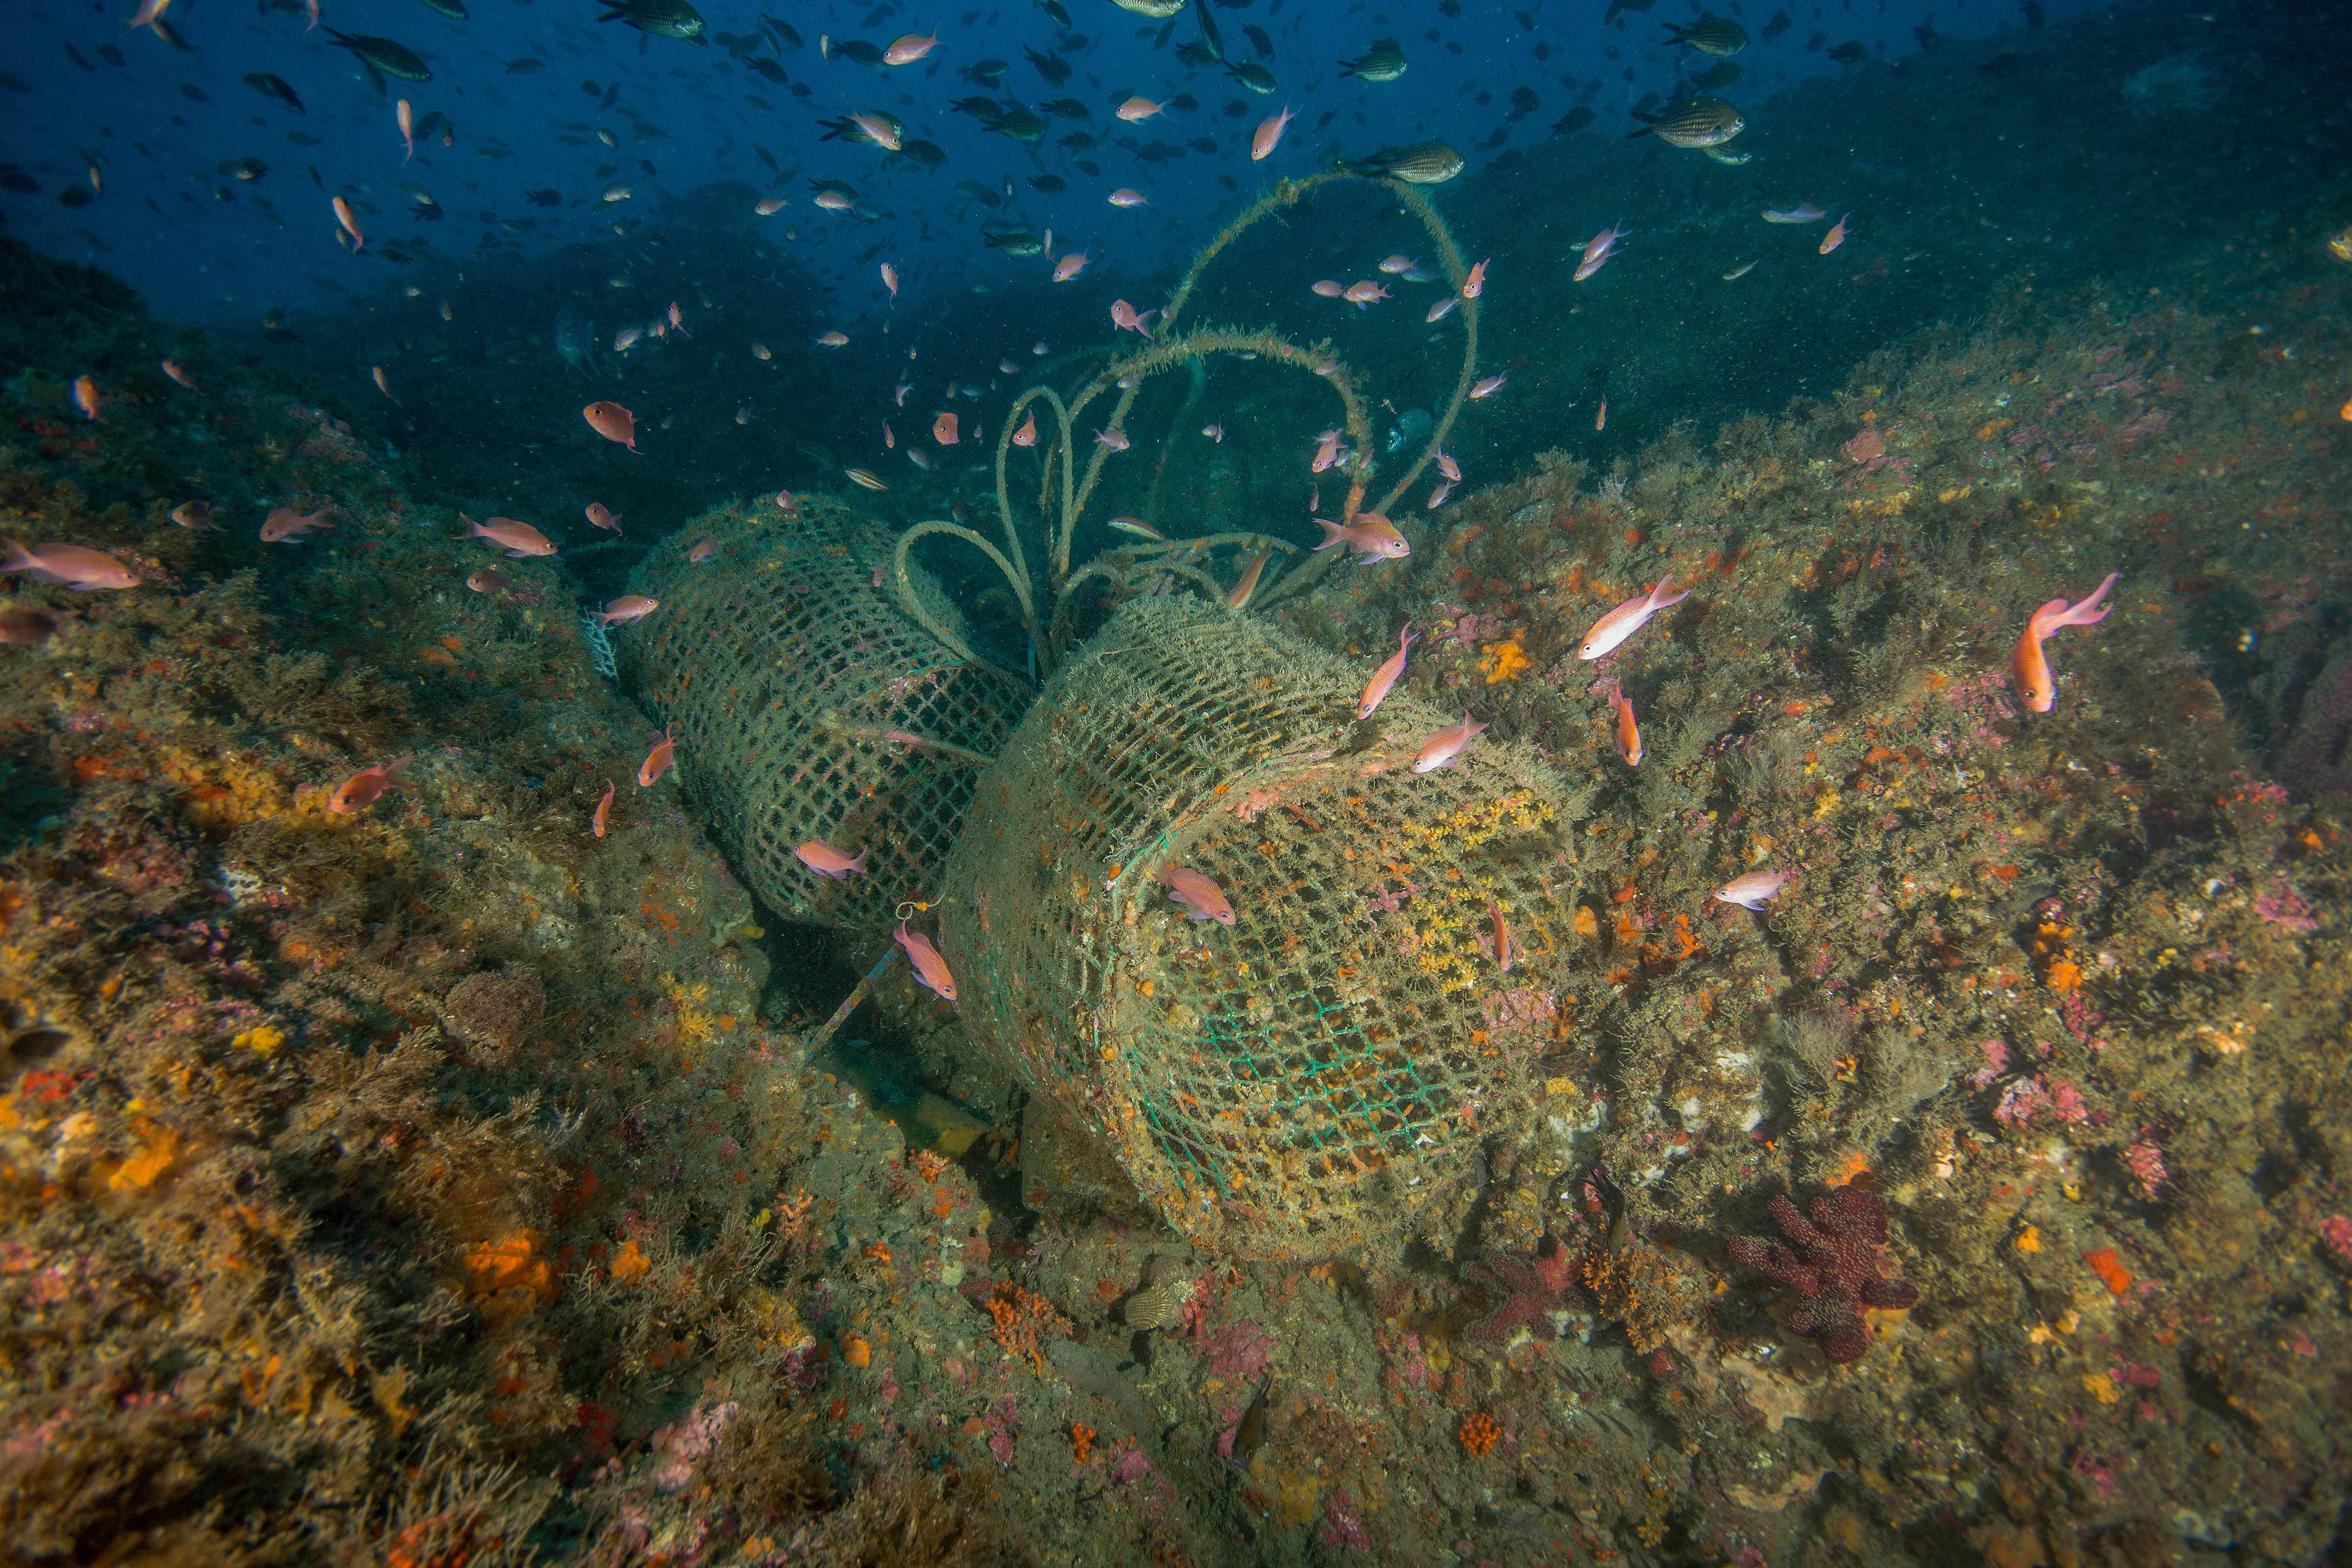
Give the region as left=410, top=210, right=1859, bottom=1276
left=2122, top=52, right=2217, bottom=115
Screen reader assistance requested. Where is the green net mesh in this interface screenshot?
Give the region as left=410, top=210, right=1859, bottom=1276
left=619, top=498, right=1030, bottom=932
left=942, top=597, right=1576, bottom=1258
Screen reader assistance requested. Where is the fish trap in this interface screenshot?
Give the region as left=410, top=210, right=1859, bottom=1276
left=620, top=498, right=1030, bottom=931
left=942, top=598, right=1577, bottom=1258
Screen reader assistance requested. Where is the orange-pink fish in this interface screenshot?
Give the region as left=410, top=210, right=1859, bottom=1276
left=1713, top=868, right=1791, bottom=910
left=2, top=539, right=139, bottom=590
left=2009, top=571, right=2119, bottom=712
left=793, top=839, right=869, bottom=878
left=637, top=725, right=676, bottom=788
left=583, top=401, right=638, bottom=451
left=71, top=376, right=102, bottom=421
left=586, top=502, right=623, bottom=535
left=1313, top=514, right=1408, bottom=562
left=329, top=756, right=409, bottom=814
left=1358, top=622, right=1417, bottom=720
left=333, top=195, right=364, bottom=251
left=882, top=29, right=939, bottom=64
left=593, top=778, right=615, bottom=837
left=1110, top=299, right=1156, bottom=336
left=1052, top=251, right=1090, bottom=282
left=1411, top=711, right=1489, bottom=774
left=463, top=514, right=556, bottom=557
left=1012, top=410, right=1038, bottom=446
left=895, top=921, right=958, bottom=1001
left=396, top=98, right=414, bottom=161
left=688, top=538, right=719, bottom=563
left=1158, top=865, right=1236, bottom=925
left=1116, top=96, right=1164, bottom=122
left=1605, top=682, right=1642, bottom=766
left=592, top=594, right=659, bottom=627
left=933, top=410, right=959, bottom=445
left=1250, top=104, right=1296, bottom=160
left=1108, top=188, right=1148, bottom=207
left=1462, top=257, right=1488, bottom=298
left=261, top=506, right=337, bottom=544
left=1491, top=902, right=1513, bottom=973
left=1577, top=575, right=1689, bottom=661
left=161, top=359, right=198, bottom=391
left=1820, top=213, right=1850, bottom=254
left=1342, top=280, right=1391, bottom=307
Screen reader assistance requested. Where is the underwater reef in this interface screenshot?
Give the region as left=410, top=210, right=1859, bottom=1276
left=2, top=4, right=2352, bottom=1565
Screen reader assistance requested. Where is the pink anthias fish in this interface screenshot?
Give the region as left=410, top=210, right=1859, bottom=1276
left=1426, top=480, right=1454, bottom=509
left=161, top=359, right=198, bottom=391
left=1094, top=428, right=1130, bottom=452
left=71, top=375, right=103, bottom=421
left=637, top=724, right=676, bottom=788
left=1491, top=903, right=1513, bottom=973
left=1462, top=257, right=1488, bottom=298
left=1310, top=428, right=1344, bottom=472
left=793, top=839, right=869, bottom=878
left=880, top=261, right=900, bottom=303
left=1313, top=514, right=1409, bottom=563
left=1426, top=295, right=1459, bottom=324
left=848, top=113, right=902, bottom=151
left=1108, top=188, right=1148, bottom=207
left=688, top=538, right=718, bottom=563
left=1110, top=299, right=1157, bottom=336
left=328, top=756, right=410, bottom=814
left=895, top=922, right=958, bottom=1001
left=816, top=330, right=850, bottom=347
left=1713, top=868, right=1792, bottom=911
left=463, top=514, right=557, bottom=558
left=2, top=539, right=139, bottom=590
left=591, top=594, right=659, bottom=627
left=1435, top=449, right=1461, bottom=482
left=1578, top=575, right=1690, bottom=661
left=1357, top=622, right=1417, bottom=720
left=593, top=779, right=615, bottom=838
left=1820, top=213, right=1852, bottom=254
left=1573, top=222, right=1631, bottom=282
left=1116, top=96, right=1164, bottom=122
left=586, top=502, right=623, bottom=535
left=2010, top=571, right=2120, bottom=713
left=260, top=506, right=337, bottom=544
left=396, top=98, right=414, bottom=161
left=1052, top=251, right=1090, bottom=282
left=1762, top=203, right=1828, bottom=224
left=1158, top=865, right=1236, bottom=925
left=1250, top=104, right=1296, bottom=161
left=882, top=29, right=938, bottom=64
left=1411, top=711, right=1489, bottom=774
left=1469, top=372, right=1507, bottom=399
left=1342, top=280, right=1391, bottom=307
left=1311, top=280, right=1346, bottom=299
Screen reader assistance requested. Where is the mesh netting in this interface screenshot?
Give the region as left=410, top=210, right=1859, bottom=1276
left=942, top=597, right=1577, bottom=1258
left=619, top=498, right=1030, bottom=931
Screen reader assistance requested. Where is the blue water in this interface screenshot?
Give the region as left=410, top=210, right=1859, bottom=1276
left=0, top=0, right=2099, bottom=323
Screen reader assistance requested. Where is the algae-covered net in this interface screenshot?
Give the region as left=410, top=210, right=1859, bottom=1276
left=620, top=497, right=1029, bottom=931
left=943, top=598, right=1577, bottom=1258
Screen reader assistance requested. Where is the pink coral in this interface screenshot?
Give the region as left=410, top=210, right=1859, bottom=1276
left=2318, top=1216, right=2352, bottom=1265
left=1197, top=1322, right=1276, bottom=1382
left=2253, top=882, right=2320, bottom=932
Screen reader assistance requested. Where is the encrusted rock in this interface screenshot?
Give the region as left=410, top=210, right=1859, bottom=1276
left=442, top=969, right=545, bottom=1064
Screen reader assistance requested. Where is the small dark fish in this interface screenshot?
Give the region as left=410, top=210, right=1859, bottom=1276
left=984, top=107, right=1046, bottom=143
left=1037, top=0, right=1072, bottom=26
left=245, top=72, right=305, bottom=113
left=1337, top=140, right=1463, bottom=183
left=748, top=56, right=787, bottom=83
left=1507, top=83, right=1540, bottom=117
left=96, top=43, right=127, bottom=68
left=285, top=130, right=321, bottom=146
left=899, top=138, right=948, bottom=168
left=1978, top=53, right=2029, bottom=78
left=0, top=608, right=64, bottom=646
left=833, top=38, right=884, bottom=66
left=324, top=28, right=434, bottom=82
left=762, top=13, right=804, bottom=49
left=1040, top=96, right=1090, bottom=120
left=1663, top=14, right=1747, bottom=56
left=1058, top=130, right=1098, bottom=151
left=1025, top=45, right=1072, bottom=85
left=955, top=178, right=1000, bottom=205
left=2020, top=0, right=2046, bottom=28
left=59, top=186, right=93, bottom=209
left=179, top=82, right=210, bottom=102
left=1761, top=8, right=1791, bottom=39
left=1828, top=40, right=1870, bottom=66
left=596, top=0, right=707, bottom=44
left=1232, top=1381, right=1273, bottom=1467
left=1174, top=40, right=1218, bottom=68
left=1337, top=38, right=1406, bottom=81
left=1912, top=16, right=1943, bottom=51
left=1243, top=23, right=1274, bottom=57
left=1603, top=0, right=1657, bottom=22
left=1628, top=95, right=1744, bottom=147
left=1185, top=134, right=1216, bottom=154
left=959, top=57, right=1009, bottom=85
left=414, top=0, right=468, bottom=18
left=505, top=56, right=547, bottom=73
left=1029, top=173, right=1067, bottom=193
left=982, top=224, right=1042, bottom=255
left=1690, top=60, right=1742, bottom=90
left=525, top=187, right=562, bottom=205
left=1225, top=60, right=1277, bottom=94
left=217, top=158, right=269, bottom=181
left=64, top=43, right=95, bottom=72
left=0, top=166, right=38, bottom=194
